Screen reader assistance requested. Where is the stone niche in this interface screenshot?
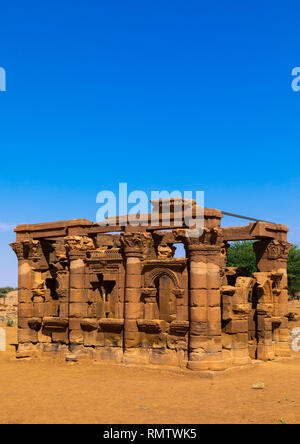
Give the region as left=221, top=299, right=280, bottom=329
left=138, top=258, right=188, bottom=367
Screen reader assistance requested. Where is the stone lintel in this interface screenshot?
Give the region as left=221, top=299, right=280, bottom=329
left=222, top=222, right=289, bottom=242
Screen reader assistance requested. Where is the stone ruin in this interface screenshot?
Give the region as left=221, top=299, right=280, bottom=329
left=0, top=290, right=18, bottom=326
left=10, top=199, right=292, bottom=373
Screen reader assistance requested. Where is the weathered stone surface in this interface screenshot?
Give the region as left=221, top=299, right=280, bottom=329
left=9, top=199, right=291, bottom=371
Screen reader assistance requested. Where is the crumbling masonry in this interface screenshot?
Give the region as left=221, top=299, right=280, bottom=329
left=10, top=200, right=292, bottom=373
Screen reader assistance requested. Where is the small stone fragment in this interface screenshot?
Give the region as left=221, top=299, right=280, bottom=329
left=252, top=382, right=264, bottom=389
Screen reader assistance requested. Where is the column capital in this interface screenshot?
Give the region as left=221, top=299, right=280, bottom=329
left=10, top=241, right=26, bottom=260
left=121, top=232, right=152, bottom=258
left=265, top=240, right=292, bottom=261
left=10, top=239, right=45, bottom=264
left=174, top=227, right=223, bottom=260
left=254, top=239, right=292, bottom=272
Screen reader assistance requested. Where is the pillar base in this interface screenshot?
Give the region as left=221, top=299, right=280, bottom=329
left=187, top=352, right=226, bottom=371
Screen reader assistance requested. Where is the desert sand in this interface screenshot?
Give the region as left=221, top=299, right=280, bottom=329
left=0, top=302, right=299, bottom=424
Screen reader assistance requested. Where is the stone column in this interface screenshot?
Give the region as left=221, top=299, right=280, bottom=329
left=224, top=277, right=254, bottom=365
left=10, top=242, right=32, bottom=302
left=65, top=236, right=94, bottom=351
left=121, top=232, right=150, bottom=364
left=254, top=239, right=292, bottom=358
left=10, top=240, right=44, bottom=356
left=177, top=228, right=225, bottom=371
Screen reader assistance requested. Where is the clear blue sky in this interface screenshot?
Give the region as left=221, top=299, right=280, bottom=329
left=1, top=0, right=300, bottom=286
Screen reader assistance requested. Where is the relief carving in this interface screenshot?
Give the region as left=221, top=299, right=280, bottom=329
left=65, top=236, right=95, bottom=254
left=266, top=240, right=292, bottom=261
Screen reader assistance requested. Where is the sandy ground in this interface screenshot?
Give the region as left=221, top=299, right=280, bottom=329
left=0, top=302, right=300, bottom=424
